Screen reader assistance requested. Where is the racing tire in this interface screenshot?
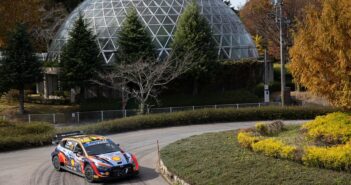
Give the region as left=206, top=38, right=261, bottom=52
left=52, top=156, right=62, bottom=171
left=84, top=164, right=96, bottom=183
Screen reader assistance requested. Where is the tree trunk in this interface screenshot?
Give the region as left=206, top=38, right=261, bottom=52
left=139, top=101, right=145, bottom=114
left=192, top=78, right=199, bottom=96
left=18, top=86, right=25, bottom=114
left=70, top=88, right=76, bottom=103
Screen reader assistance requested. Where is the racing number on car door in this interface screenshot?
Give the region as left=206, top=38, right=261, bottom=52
left=64, top=140, right=77, bottom=169
left=72, top=143, right=84, bottom=173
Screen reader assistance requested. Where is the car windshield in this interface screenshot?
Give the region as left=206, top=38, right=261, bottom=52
left=84, top=139, right=121, bottom=156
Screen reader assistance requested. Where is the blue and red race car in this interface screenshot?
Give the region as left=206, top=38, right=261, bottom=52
left=51, top=131, right=139, bottom=182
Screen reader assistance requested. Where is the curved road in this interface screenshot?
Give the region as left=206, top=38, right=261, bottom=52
left=0, top=121, right=304, bottom=185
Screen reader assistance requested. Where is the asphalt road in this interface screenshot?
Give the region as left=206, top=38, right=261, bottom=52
left=0, top=121, right=305, bottom=185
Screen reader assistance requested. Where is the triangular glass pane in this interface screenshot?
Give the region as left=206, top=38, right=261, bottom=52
left=155, top=0, right=162, bottom=5
left=156, top=8, right=164, bottom=14
left=142, top=15, right=152, bottom=24
left=158, top=26, right=168, bottom=35
left=103, top=40, right=115, bottom=50
left=165, top=0, right=173, bottom=6
left=142, top=8, right=152, bottom=15
left=94, top=10, right=104, bottom=17
left=152, top=39, right=162, bottom=48
left=222, top=36, right=230, bottom=46
left=104, top=9, right=114, bottom=16
left=149, top=17, right=159, bottom=24
left=117, top=17, right=125, bottom=25
left=213, top=35, right=221, bottom=45
left=163, top=25, right=174, bottom=34
left=98, top=38, right=109, bottom=48
left=169, top=15, right=178, bottom=23
left=160, top=6, right=171, bottom=14
left=103, top=2, right=112, bottom=8
left=163, top=16, right=173, bottom=24
left=168, top=8, right=177, bottom=15
left=156, top=15, right=166, bottom=23
left=149, top=25, right=160, bottom=34
left=98, top=29, right=110, bottom=37
left=149, top=7, right=158, bottom=13
left=173, top=6, right=182, bottom=13
left=160, top=0, right=169, bottom=6
left=157, top=36, right=169, bottom=47
left=149, top=1, right=157, bottom=6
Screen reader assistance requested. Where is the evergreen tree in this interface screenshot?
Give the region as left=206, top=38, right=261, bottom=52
left=60, top=13, right=102, bottom=102
left=0, top=23, right=42, bottom=114
left=172, top=1, right=217, bottom=95
left=116, top=8, right=155, bottom=64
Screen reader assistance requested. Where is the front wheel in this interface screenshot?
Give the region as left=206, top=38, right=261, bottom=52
left=84, top=164, right=96, bottom=183
left=52, top=156, right=62, bottom=171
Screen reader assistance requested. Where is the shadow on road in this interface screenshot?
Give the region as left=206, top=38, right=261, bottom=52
left=102, top=166, right=159, bottom=184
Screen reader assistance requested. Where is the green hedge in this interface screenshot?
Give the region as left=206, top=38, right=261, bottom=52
left=0, top=106, right=337, bottom=152
left=0, top=121, right=55, bottom=151
left=64, top=106, right=337, bottom=135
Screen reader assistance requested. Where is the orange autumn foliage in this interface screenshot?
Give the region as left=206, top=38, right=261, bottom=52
left=289, top=0, right=351, bottom=109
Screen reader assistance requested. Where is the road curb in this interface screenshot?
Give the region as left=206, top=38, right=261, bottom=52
left=159, top=159, right=190, bottom=185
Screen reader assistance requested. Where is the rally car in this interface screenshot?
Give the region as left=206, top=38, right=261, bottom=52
left=51, top=131, right=139, bottom=182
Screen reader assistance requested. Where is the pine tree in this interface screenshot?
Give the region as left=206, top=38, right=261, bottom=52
left=0, top=23, right=43, bottom=114
left=171, top=1, right=217, bottom=95
left=60, top=13, right=102, bottom=102
left=116, top=8, right=155, bottom=64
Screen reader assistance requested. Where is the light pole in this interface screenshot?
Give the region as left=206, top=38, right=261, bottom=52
left=272, top=0, right=286, bottom=106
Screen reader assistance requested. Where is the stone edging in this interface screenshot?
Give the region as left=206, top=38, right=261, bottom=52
left=158, top=159, right=190, bottom=185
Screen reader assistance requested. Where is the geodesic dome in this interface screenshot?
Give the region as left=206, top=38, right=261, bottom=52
left=48, top=0, right=258, bottom=63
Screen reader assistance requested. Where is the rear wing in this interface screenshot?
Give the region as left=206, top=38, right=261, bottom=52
left=52, top=131, right=84, bottom=145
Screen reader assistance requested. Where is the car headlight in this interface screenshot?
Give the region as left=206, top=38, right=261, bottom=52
left=95, top=162, right=112, bottom=171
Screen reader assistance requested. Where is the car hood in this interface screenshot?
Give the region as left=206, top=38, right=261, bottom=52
left=91, top=151, right=130, bottom=167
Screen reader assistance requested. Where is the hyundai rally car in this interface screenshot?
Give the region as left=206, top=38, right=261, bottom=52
left=51, top=131, right=139, bottom=182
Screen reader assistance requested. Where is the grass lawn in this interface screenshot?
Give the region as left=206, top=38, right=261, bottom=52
left=0, top=101, right=78, bottom=115
left=161, top=130, right=351, bottom=185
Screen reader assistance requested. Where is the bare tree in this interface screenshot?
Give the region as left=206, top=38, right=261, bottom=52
left=92, top=54, right=192, bottom=113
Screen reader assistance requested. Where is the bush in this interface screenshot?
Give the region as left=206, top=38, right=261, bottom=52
left=0, top=122, right=55, bottom=151
left=302, top=112, right=351, bottom=145
left=303, top=143, right=351, bottom=171
left=252, top=138, right=297, bottom=160
left=237, top=132, right=262, bottom=148
left=255, top=121, right=285, bottom=136
left=66, top=106, right=335, bottom=135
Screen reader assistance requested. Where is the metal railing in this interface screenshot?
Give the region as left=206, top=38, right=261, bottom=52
left=17, top=102, right=281, bottom=124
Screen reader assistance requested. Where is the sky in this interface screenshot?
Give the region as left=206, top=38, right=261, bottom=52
left=230, top=0, right=247, bottom=9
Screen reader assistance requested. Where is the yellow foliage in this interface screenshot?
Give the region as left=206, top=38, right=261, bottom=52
left=252, top=138, right=297, bottom=160
left=303, top=143, right=351, bottom=171
left=237, top=132, right=261, bottom=148
left=289, top=0, right=351, bottom=109
left=302, top=112, right=351, bottom=144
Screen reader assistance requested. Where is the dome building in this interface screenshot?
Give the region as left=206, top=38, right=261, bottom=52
left=48, top=0, right=258, bottom=63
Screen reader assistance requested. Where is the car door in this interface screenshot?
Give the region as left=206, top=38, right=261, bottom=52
left=72, top=143, right=85, bottom=173
left=63, top=140, right=77, bottom=169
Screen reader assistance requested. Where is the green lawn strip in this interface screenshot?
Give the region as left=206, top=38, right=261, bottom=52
left=161, top=131, right=351, bottom=185
left=0, top=106, right=337, bottom=152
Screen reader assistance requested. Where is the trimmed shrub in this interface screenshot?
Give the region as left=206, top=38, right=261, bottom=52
left=252, top=138, right=297, bottom=160
left=302, top=112, right=351, bottom=145
left=0, top=122, right=55, bottom=151
left=237, top=132, right=262, bottom=148
left=303, top=143, right=351, bottom=171
left=255, top=121, right=285, bottom=136
left=65, top=106, right=335, bottom=135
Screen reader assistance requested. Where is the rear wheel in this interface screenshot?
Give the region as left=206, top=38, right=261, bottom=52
left=84, top=164, right=95, bottom=183
left=52, top=156, right=62, bottom=171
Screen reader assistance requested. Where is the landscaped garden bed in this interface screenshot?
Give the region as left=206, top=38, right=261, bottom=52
left=0, top=106, right=336, bottom=152
left=161, top=115, right=351, bottom=185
